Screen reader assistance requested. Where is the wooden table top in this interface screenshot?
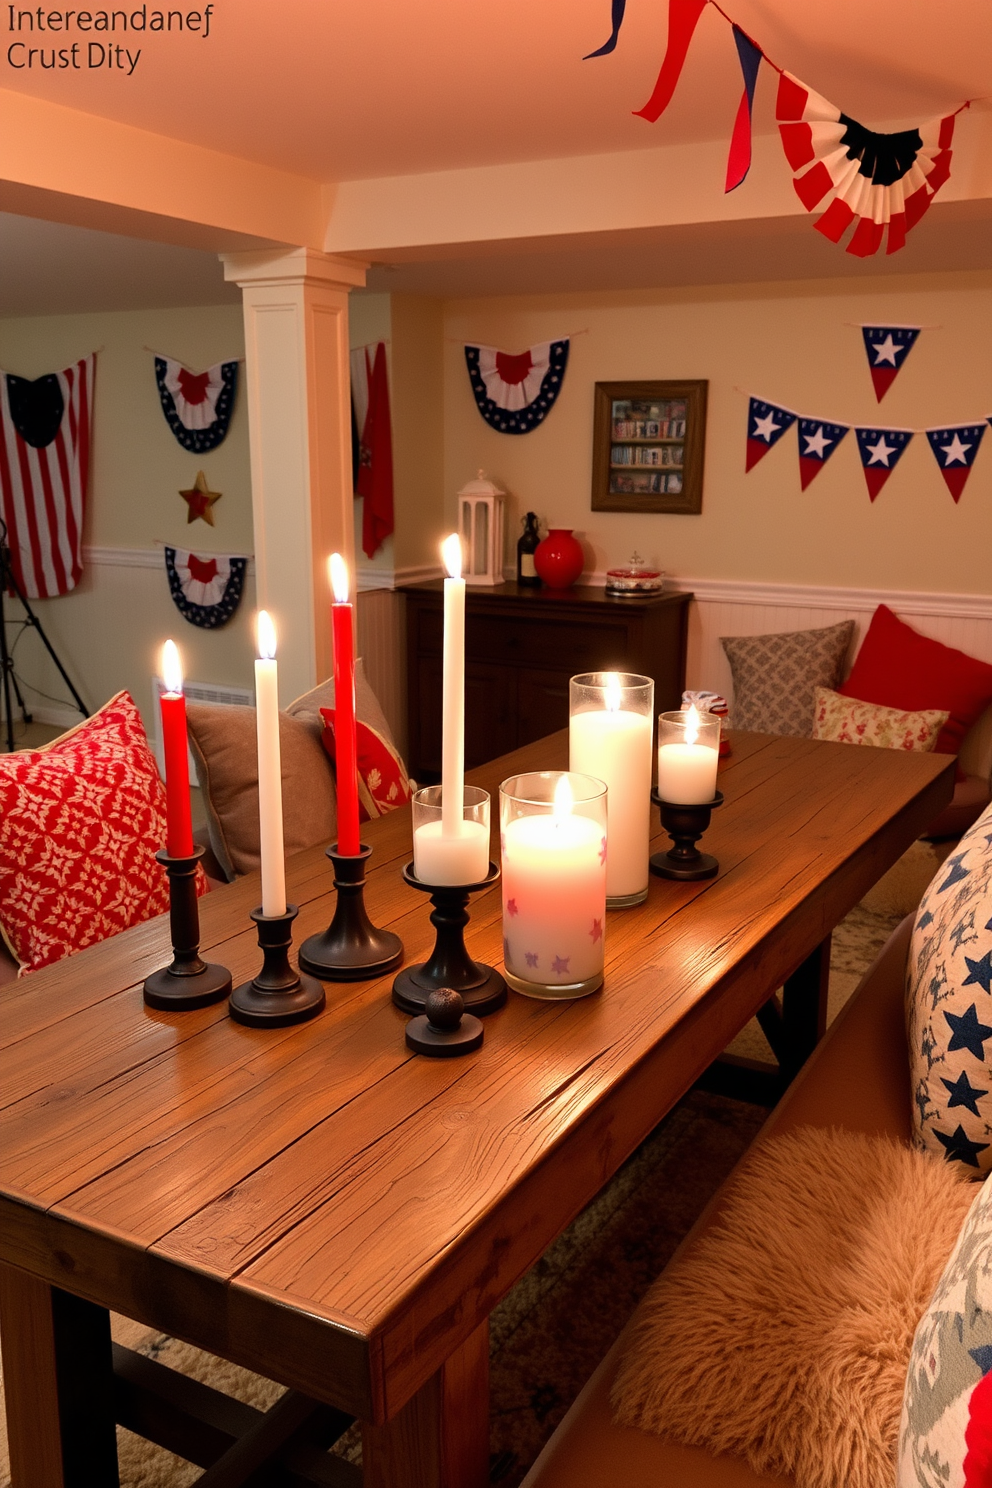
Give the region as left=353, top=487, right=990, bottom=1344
left=0, top=730, right=952, bottom=1428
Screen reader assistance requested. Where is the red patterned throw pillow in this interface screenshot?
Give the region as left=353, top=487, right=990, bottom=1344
left=0, top=691, right=206, bottom=975
left=319, top=707, right=412, bottom=821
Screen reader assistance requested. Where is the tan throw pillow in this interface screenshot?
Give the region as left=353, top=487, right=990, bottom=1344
left=611, top=1126, right=976, bottom=1488
left=186, top=704, right=337, bottom=880
left=812, top=687, right=948, bottom=752
left=721, top=619, right=855, bottom=736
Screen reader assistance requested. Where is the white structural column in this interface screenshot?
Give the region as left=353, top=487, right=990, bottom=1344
left=221, top=248, right=367, bottom=703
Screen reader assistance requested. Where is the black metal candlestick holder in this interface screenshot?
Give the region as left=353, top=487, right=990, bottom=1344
left=299, top=843, right=403, bottom=981
left=392, top=861, right=507, bottom=1016
left=144, top=847, right=232, bottom=1010
left=650, top=789, right=724, bottom=881
left=229, top=904, right=326, bottom=1028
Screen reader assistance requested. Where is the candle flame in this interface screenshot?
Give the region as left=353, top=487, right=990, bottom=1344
left=604, top=672, right=622, bottom=712
left=161, top=639, right=183, bottom=696
left=553, top=773, right=573, bottom=824
left=441, top=532, right=463, bottom=580
left=685, top=703, right=701, bottom=747
left=257, top=610, right=277, bottom=661
left=328, top=552, right=349, bottom=604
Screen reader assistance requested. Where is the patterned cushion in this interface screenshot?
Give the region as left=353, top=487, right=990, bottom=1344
left=0, top=692, right=205, bottom=975
left=319, top=709, right=412, bottom=820
left=813, top=687, right=948, bottom=752
left=721, top=619, right=855, bottom=736
left=907, top=801, right=992, bottom=1174
left=898, top=1174, right=992, bottom=1486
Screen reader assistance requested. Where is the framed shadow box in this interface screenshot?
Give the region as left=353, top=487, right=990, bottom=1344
left=591, top=380, right=708, bottom=514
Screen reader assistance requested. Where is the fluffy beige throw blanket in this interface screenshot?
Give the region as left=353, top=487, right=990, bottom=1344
left=612, top=1127, right=977, bottom=1488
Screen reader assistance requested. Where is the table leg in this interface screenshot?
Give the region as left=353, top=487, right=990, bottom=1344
left=0, top=1264, right=120, bottom=1488
left=362, top=1320, right=490, bottom=1488
left=780, top=934, right=831, bottom=1084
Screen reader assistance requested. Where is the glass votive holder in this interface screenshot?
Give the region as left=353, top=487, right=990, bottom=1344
left=656, top=709, right=721, bottom=805
left=412, top=784, right=491, bottom=886
left=569, top=671, right=654, bottom=908
left=500, top=771, right=607, bottom=1000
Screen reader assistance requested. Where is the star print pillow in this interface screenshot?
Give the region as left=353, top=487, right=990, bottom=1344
left=907, top=799, right=992, bottom=1174
left=0, top=691, right=206, bottom=975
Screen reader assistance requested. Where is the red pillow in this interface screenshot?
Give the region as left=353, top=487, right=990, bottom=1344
left=319, top=708, right=412, bottom=821
left=840, top=605, right=992, bottom=757
left=0, top=691, right=207, bottom=975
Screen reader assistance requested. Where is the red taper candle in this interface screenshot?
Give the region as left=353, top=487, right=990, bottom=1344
left=160, top=640, right=195, bottom=858
left=329, top=554, right=361, bottom=856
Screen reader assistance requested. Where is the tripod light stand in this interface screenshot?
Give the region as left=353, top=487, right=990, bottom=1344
left=0, top=518, right=87, bottom=753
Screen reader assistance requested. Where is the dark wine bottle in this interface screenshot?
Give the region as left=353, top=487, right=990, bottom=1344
left=517, top=511, right=541, bottom=587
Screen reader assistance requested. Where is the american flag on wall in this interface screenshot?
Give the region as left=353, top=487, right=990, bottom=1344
left=0, top=354, right=95, bottom=599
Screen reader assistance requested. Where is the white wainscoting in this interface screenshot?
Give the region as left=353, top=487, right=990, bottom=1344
left=676, top=576, right=992, bottom=782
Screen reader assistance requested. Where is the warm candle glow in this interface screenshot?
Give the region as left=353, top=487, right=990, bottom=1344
left=257, top=610, right=276, bottom=661
left=162, top=639, right=183, bottom=697
left=328, top=552, right=349, bottom=604
left=604, top=672, right=622, bottom=713
left=685, top=703, right=701, bottom=747
left=553, top=773, right=574, bottom=824
left=441, top=532, right=463, bottom=580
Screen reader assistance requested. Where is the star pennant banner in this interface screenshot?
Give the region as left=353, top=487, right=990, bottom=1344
left=797, top=417, right=849, bottom=490
left=861, top=325, right=921, bottom=401
left=745, top=397, right=796, bottom=471
left=854, top=427, right=914, bottom=501
left=925, top=423, right=987, bottom=503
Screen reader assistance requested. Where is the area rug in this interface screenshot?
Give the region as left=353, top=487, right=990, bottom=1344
left=0, top=854, right=939, bottom=1488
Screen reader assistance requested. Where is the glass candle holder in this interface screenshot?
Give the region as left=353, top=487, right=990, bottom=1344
left=500, top=771, right=607, bottom=1000
left=412, top=784, right=491, bottom=886
left=569, top=671, right=654, bottom=908
left=656, top=709, right=721, bottom=805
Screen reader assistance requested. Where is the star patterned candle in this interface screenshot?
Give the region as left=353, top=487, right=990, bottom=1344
left=500, top=771, right=607, bottom=1000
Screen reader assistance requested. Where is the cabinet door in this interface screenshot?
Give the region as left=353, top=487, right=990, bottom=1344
left=465, top=662, right=516, bottom=770
left=516, top=668, right=571, bottom=749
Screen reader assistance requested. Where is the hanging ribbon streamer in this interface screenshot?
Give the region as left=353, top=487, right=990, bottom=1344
left=633, top=0, right=708, bottom=122
left=584, top=0, right=627, bottom=58
left=725, top=26, right=763, bottom=191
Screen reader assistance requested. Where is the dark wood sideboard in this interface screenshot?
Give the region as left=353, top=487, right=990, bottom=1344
left=402, top=581, right=693, bottom=781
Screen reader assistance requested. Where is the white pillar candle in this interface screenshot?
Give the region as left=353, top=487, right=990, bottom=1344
left=255, top=610, right=287, bottom=917
left=657, top=707, right=719, bottom=805
left=570, top=679, right=652, bottom=901
left=440, top=533, right=465, bottom=836
left=414, top=819, right=490, bottom=886
left=502, top=778, right=606, bottom=988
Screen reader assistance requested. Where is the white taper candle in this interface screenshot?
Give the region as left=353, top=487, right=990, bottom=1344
left=440, top=533, right=465, bottom=836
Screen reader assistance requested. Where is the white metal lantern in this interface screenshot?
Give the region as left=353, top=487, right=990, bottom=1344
left=458, top=470, right=506, bottom=586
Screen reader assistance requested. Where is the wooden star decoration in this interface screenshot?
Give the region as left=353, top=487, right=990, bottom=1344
left=179, top=470, right=221, bottom=526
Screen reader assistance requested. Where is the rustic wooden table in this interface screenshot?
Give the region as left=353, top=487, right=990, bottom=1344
left=0, top=730, right=953, bottom=1488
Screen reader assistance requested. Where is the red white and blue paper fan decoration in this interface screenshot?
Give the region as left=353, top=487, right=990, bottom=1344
left=745, top=397, right=796, bottom=470
left=854, top=427, right=914, bottom=501
left=797, top=417, right=849, bottom=489
left=464, top=339, right=569, bottom=434
left=861, top=326, right=921, bottom=401
left=775, top=74, right=958, bottom=258
left=164, top=546, right=248, bottom=628
left=925, top=424, right=987, bottom=503
left=154, top=356, right=238, bottom=453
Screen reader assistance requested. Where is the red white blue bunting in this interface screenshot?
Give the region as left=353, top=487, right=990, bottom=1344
left=797, top=417, right=849, bottom=490
left=164, top=546, right=248, bottom=629
left=853, top=427, right=914, bottom=501
left=860, top=326, right=921, bottom=401
left=584, top=0, right=971, bottom=257
left=925, top=424, right=988, bottom=503
left=154, top=355, right=239, bottom=453
left=464, top=340, right=569, bottom=434
left=745, top=397, right=796, bottom=470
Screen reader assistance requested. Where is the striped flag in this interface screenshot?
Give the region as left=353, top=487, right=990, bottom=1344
left=0, top=354, right=94, bottom=599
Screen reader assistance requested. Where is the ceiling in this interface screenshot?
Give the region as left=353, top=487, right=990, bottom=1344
left=3, top=0, right=989, bottom=183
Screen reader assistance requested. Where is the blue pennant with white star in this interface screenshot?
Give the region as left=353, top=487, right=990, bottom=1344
left=925, top=422, right=987, bottom=502
left=745, top=397, right=796, bottom=471
left=854, top=426, right=914, bottom=501
left=860, top=325, right=920, bottom=402
left=797, top=417, right=849, bottom=490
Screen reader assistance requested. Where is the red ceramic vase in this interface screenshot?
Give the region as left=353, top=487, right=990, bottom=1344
left=533, top=529, right=584, bottom=589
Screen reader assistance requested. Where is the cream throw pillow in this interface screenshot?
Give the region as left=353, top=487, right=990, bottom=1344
left=612, top=1127, right=975, bottom=1488
left=812, top=687, right=948, bottom=752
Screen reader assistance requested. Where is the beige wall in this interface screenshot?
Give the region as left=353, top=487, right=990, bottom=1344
left=0, top=304, right=257, bottom=729
left=442, top=270, right=992, bottom=594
